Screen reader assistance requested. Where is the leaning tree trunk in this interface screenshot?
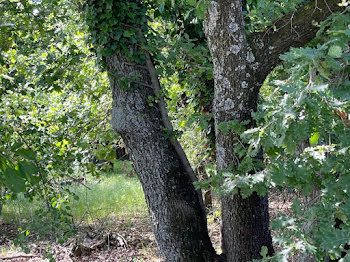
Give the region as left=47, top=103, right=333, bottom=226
left=107, top=53, right=220, bottom=261
left=204, top=1, right=274, bottom=261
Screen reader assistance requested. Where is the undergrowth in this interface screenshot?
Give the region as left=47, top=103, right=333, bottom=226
left=1, top=161, right=147, bottom=228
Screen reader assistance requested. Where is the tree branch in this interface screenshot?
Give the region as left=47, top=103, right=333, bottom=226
left=251, top=0, right=345, bottom=81
left=144, top=52, right=206, bottom=213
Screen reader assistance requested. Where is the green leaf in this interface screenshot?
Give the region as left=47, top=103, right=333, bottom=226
left=187, top=0, right=197, bottom=6
left=18, top=161, right=39, bottom=184
left=15, top=149, right=36, bottom=161
left=5, top=168, right=26, bottom=193
left=309, top=132, right=320, bottom=146
left=196, top=1, right=208, bottom=20
left=328, top=45, right=342, bottom=58
left=260, top=246, right=268, bottom=258
left=291, top=197, right=302, bottom=214
left=11, top=142, right=24, bottom=151
left=123, top=30, right=134, bottom=38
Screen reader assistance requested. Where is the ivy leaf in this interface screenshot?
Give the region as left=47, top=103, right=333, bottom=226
left=123, top=30, right=134, bottom=38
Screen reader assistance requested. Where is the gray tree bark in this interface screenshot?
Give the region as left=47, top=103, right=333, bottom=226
left=107, top=53, right=221, bottom=261
left=204, top=2, right=274, bottom=260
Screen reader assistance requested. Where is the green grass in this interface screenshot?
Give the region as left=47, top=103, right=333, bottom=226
left=70, top=164, right=147, bottom=221
left=1, top=161, right=148, bottom=226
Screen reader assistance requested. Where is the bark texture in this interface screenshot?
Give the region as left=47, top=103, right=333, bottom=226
left=107, top=54, right=220, bottom=262
left=204, top=1, right=273, bottom=261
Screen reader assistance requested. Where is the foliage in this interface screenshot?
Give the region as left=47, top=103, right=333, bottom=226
left=244, top=0, right=306, bottom=32
left=0, top=0, right=117, bottom=244
left=84, top=0, right=149, bottom=65
left=152, top=0, right=216, bottom=167
left=2, top=162, right=146, bottom=227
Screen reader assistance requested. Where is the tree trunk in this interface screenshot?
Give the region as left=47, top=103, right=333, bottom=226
left=107, top=54, right=220, bottom=261
left=204, top=1, right=274, bottom=261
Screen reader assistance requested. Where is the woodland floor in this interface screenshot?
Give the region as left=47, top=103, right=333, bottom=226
left=0, top=190, right=293, bottom=262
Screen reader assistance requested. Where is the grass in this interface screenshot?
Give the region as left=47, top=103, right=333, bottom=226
left=70, top=162, right=147, bottom=221
left=1, top=161, right=148, bottom=226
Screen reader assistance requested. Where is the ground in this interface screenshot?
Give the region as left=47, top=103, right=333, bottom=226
left=0, top=162, right=294, bottom=262
left=0, top=189, right=293, bottom=262
left=0, top=216, right=158, bottom=262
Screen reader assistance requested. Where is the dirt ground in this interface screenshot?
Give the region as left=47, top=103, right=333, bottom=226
left=0, top=216, right=160, bottom=262
left=0, top=191, right=293, bottom=262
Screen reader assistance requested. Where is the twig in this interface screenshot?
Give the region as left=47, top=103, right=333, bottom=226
left=114, top=233, right=128, bottom=249
left=312, top=0, right=322, bottom=13
left=131, top=80, right=152, bottom=88
left=323, top=0, right=333, bottom=13
left=107, top=233, right=110, bottom=251
left=60, top=174, right=91, bottom=190
left=0, top=254, right=36, bottom=260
